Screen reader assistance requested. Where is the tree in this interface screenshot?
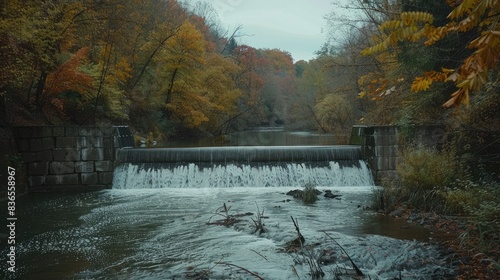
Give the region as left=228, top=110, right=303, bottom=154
left=197, top=53, right=242, bottom=134
left=231, top=45, right=266, bottom=128
left=361, top=0, right=500, bottom=107
left=0, top=0, right=82, bottom=108
left=293, top=59, right=330, bottom=130
left=316, top=93, right=354, bottom=134
left=258, top=49, right=296, bottom=124
left=129, top=0, right=187, bottom=90
left=154, top=20, right=207, bottom=126
left=43, top=47, right=95, bottom=121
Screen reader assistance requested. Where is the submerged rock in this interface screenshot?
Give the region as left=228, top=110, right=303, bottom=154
left=286, top=189, right=304, bottom=199
left=324, top=190, right=342, bottom=199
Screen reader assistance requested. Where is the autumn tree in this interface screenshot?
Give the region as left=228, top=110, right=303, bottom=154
left=43, top=47, right=95, bottom=122
left=0, top=0, right=82, bottom=110
left=293, top=59, right=330, bottom=130
left=314, top=1, right=401, bottom=128
left=128, top=0, right=187, bottom=90
left=197, top=53, right=242, bottom=135
left=258, top=49, right=296, bottom=125
left=150, top=20, right=206, bottom=127
left=230, top=45, right=266, bottom=128
left=77, top=0, right=188, bottom=123
left=315, top=93, right=354, bottom=134
left=361, top=0, right=500, bottom=107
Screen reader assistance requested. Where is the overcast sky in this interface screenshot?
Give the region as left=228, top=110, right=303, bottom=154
left=187, top=0, right=334, bottom=62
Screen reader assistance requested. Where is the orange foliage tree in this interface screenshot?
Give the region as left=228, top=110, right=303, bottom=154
left=44, top=47, right=95, bottom=119
left=361, top=0, right=500, bottom=107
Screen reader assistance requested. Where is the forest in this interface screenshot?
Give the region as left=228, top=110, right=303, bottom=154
left=1, top=0, right=497, bottom=142
left=1, top=0, right=356, bottom=140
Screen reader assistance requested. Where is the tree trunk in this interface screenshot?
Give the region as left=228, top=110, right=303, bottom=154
left=164, top=68, right=179, bottom=120
left=35, top=72, right=47, bottom=110
left=131, top=29, right=181, bottom=90
left=91, top=41, right=113, bottom=124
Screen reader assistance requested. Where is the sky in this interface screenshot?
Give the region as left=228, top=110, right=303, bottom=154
left=187, top=0, right=334, bottom=62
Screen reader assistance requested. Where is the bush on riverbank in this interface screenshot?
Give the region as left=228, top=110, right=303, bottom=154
left=397, top=147, right=457, bottom=192
left=375, top=145, right=499, bottom=215
left=372, top=144, right=500, bottom=268
left=373, top=146, right=460, bottom=213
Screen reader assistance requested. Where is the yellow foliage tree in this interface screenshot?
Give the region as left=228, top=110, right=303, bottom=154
left=155, top=20, right=207, bottom=127
left=362, top=1, right=500, bottom=107
left=198, top=53, right=242, bottom=133
left=315, top=93, right=353, bottom=135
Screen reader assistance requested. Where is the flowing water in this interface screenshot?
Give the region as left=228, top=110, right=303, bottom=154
left=1, top=142, right=456, bottom=279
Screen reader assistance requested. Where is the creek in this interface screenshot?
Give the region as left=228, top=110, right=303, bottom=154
left=1, top=130, right=456, bottom=279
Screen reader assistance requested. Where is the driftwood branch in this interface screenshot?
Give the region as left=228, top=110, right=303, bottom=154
left=323, top=231, right=364, bottom=276
left=250, top=249, right=268, bottom=261
left=284, top=216, right=306, bottom=252
left=220, top=262, right=265, bottom=280
left=291, top=216, right=304, bottom=244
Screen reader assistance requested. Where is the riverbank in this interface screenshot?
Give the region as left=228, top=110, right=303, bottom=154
left=386, top=206, right=500, bottom=279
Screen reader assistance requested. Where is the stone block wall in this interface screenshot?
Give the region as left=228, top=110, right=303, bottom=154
left=11, top=126, right=134, bottom=191
left=0, top=128, right=28, bottom=199
left=350, top=125, right=446, bottom=184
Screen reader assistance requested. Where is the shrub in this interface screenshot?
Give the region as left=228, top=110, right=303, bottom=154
left=374, top=146, right=459, bottom=213
left=470, top=201, right=500, bottom=234
left=397, top=146, right=457, bottom=191
left=463, top=180, right=500, bottom=234
left=439, top=188, right=477, bottom=214
left=302, top=183, right=318, bottom=204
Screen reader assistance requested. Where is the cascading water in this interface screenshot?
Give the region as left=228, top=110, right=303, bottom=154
left=113, top=161, right=373, bottom=189
left=113, top=146, right=374, bottom=189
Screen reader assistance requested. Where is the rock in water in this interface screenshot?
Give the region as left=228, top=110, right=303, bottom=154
left=324, top=190, right=342, bottom=199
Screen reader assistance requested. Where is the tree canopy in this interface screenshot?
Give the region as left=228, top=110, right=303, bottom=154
left=361, top=0, right=499, bottom=107
left=0, top=0, right=302, bottom=135
left=1, top=0, right=498, bottom=144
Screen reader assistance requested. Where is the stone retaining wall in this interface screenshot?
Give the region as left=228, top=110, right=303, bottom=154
left=11, top=126, right=134, bottom=191
left=0, top=128, right=28, bottom=199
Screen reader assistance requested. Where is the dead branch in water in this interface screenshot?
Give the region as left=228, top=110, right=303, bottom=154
left=323, top=231, right=364, bottom=276
left=289, top=216, right=324, bottom=278
left=251, top=202, right=266, bottom=235
left=285, top=216, right=306, bottom=252
left=207, top=203, right=240, bottom=226
left=250, top=249, right=268, bottom=261
left=220, top=262, right=265, bottom=280
left=291, top=216, right=305, bottom=244
left=185, top=257, right=224, bottom=279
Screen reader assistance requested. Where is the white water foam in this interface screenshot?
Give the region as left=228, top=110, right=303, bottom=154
left=112, top=160, right=374, bottom=189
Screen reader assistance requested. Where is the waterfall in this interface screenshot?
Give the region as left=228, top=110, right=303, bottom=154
left=112, top=146, right=374, bottom=189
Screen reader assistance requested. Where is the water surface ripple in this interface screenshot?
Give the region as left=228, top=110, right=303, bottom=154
left=2, top=187, right=456, bottom=279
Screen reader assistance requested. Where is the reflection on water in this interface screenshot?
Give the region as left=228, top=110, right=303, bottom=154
left=1, top=188, right=455, bottom=279
left=229, top=129, right=338, bottom=146
left=161, top=129, right=338, bottom=147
